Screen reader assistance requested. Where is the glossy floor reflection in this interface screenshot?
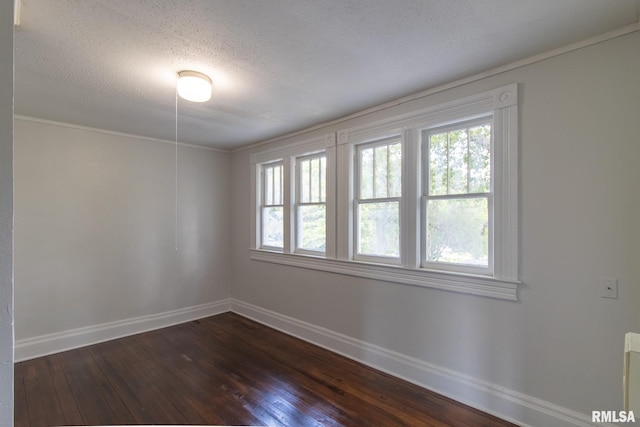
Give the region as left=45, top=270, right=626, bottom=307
left=15, top=313, right=517, bottom=426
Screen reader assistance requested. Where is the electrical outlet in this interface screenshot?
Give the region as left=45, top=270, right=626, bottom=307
left=600, top=278, right=618, bottom=299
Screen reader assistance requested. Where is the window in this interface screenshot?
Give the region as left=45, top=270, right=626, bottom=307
left=260, top=162, right=284, bottom=249
left=251, top=84, right=519, bottom=300
left=251, top=133, right=335, bottom=256
left=422, top=119, right=492, bottom=274
left=296, top=154, right=327, bottom=254
left=355, top=138, right=402, bottom=262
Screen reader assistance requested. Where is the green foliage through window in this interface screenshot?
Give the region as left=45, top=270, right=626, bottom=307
left=357, top=140, right=402, bottom=258
left=428, top=124, right=490, bottom=196
left=297, top=154, right=327, bottom=252
left=262, top=162, right=284, bottom=248
left=425, top=122, right=491, bottom=267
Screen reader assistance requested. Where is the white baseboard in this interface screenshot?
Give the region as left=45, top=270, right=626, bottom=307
left=15, top=299, right=231, bottom=362
left=14, top=297, right=612, bottom=426
left=230, top=298, right=612, bottom=427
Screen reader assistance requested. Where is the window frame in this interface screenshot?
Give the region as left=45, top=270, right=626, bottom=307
left=251, top=84, right=520, bottom=301
left=294, top=152, right=328, bottom=256
left=259, top=160, right=285, bottom=251
left=353, top=137, right=403, bottom=264
left=420, top=117, right=494, bottom=275
left=250, top=133, right=336, bottom=258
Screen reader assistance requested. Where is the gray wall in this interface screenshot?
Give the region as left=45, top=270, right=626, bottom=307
left=0, top=1, right=14, bottom=425
left=231, top=31, right=640, bottom=418
left=14, top=119, right=232, bottom=340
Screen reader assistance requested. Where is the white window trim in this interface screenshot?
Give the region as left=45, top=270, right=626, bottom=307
left=294, top=152, right=328, bottom=255
left=353, top=137, right=403, bottom=264
left=250, top=84, right=520, bottom=301
left=249, top=250, right=518, bottom=300
left=259, top=160, right=285, bottom=251
left=250, top=134, right=336, bottom=257
left=420, top=117, right=494, bottom=276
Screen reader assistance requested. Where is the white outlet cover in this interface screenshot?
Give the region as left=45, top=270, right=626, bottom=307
left=600, top=278, right=618, bottom=299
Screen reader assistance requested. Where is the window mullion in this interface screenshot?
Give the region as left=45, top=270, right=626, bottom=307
left=372, top=148, right=377, bottom=198
left=283, top=159, right=292, bottom=253
left=428, top=192, right=489, bottom=200
left=325, top=144, right=338, bottom=259
left=295, top=158, right=301, bottom=250
left=387, top=144, right=391, bottom=197
left=445, top=132, right=449, bottom=195
left=308, top=160, right=312, bottom=204
left=357, top=196, right=400, bottom=204
left=401, top=129, right=418, bottom=269
left=265, top=167, right=270, bottom=206
left=335, top=142, right=351, bottom=260
left=317, top=158, right=321, bottom=203
left=467, top=129, right=471, bottom=194
left=270, top=167, right=274, bottom=205
left=280, top=165, right=284, bottom=204
left=261, top=167, right=266, bottom=207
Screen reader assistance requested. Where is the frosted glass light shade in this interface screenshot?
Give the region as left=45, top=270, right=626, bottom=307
left=177, top=70, right=212, bottom=102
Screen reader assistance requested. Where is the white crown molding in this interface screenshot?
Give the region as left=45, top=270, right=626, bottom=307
left=13, top=115, right=231, bottom=153
left=233, top=23, right=640, bottom=154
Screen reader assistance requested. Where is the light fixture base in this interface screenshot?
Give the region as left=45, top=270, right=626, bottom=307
left=177, top=70, right=212, bottom=102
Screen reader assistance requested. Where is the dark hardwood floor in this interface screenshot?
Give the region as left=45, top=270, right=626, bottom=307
left=15, top=312, right=518, bottom=426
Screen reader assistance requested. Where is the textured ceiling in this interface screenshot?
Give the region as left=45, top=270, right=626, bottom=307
left=14, top=0, right=640, bottom=149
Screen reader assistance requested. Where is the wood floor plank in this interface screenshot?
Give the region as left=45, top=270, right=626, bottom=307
left=199, top=315, right=452, bottom=426
left=15, top=312, right=519, bottom=427
left=88, top=339, right=176, bottom=424
left=133, top=330, right=243, bottom=425
left=26, top=357, right=67, bottom=427
left=58, top=347, right=121, bottom=425
left=134, top=326, right=264, bottom=425
left=13, top=366, right=30, bottom=427
left=96, top=336, right=194, bottom=424
left=160, top=322, right=344, bottom=426
left=46, top=354, right=85, bottom=426
left=23, top=378, right=47, bottom=427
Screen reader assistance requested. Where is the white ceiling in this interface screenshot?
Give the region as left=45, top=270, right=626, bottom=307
left=14, top=0, right=640, bottom=150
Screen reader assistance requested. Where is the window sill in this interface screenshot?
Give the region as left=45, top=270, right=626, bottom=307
left=249, top=249, right=519, bottom=301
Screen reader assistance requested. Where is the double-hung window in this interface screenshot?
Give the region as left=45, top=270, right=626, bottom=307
left=252, top=84, right=519, bottom=300
left=354, top=138, right=402, bottom=263
left=296, top=154, right=327, bottom=254
left=260, top=161, right=284, bottom=250
left=251, top=134, right=335, bottom=257
left=422, top=119, right=493, bottom=274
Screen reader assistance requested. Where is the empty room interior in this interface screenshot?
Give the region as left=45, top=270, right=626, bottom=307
left=2, top=1, right=640, bottom=426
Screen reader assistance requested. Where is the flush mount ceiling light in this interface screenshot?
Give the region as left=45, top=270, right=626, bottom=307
left=177, top=70, right=212, bottom=102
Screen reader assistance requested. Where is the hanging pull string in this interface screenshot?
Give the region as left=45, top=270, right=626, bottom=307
left=175, top=76, right=179, bottom=252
